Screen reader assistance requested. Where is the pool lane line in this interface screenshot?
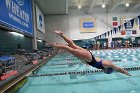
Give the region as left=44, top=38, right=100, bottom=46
left=28, top=66, right=140, bottom=77
left=50, top=58, right=79, bottom=61
left=46, top=62, right=81, bottom=66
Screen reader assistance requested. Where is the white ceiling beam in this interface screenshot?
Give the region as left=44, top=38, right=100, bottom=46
left=88, top=0, right=96, bottom=14
left=127, top=3, right=140, bottom=12
left=108, top=0, right=124, bottom=13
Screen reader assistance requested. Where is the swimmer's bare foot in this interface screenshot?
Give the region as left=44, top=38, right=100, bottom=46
left=54, top=30, right=63, bottom=36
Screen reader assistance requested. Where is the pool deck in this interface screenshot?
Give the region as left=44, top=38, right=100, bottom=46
left=0, top=54, right=56, bottom=93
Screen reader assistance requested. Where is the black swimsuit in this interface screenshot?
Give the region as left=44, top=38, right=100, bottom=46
left=86, top=51, right=105, bottom=69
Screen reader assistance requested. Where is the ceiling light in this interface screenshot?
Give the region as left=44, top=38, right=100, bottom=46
left=37, top=39, right=42, bottom=42
left=10, top=32, right=24, bottom=37
left=126, top=3, right=129, bottom=7
left=78, top=5, right=81, bottom=9
left=102, top=4, right=106, bottom=8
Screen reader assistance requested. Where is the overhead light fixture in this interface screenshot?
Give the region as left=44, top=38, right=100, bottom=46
left=102, top=4, right=106, bottom=8
left=78, top=4, right=81, bottom=9
left=10, top=32, right=24, bottom=37
left=125, top=3, right=129, bottom=7
left=78, top=0, right=81, bottom=9
left=101, top=0, right=105, bottom=8
left=37, top=39, right=42, bottom=42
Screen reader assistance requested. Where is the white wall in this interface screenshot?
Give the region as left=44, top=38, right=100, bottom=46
left=69, top=9, right=108, bottom=40
left=45, top=15, right=69, bottom=44
left=45, top=8, right=140, bottom=43
left=69, top=9, right=140, bottom=40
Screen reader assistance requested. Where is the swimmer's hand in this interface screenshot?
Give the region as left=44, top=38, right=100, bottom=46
left=54, top=30, right=63, bottom=36
left=126, top=73, right=131, bottom=76
left=125, top=72, right=131, bottom=76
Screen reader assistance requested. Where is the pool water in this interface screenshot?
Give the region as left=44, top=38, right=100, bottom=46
left=17, top=48, right=140, bottom=93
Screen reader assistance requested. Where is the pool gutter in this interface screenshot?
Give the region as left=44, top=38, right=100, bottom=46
left=0, top=54, right=55, bottom=93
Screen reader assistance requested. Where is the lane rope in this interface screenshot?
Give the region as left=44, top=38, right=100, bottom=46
left=29, top=66, right=140, bottom=77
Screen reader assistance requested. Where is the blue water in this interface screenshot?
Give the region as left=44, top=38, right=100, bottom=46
left=17, top=48, right=140, bottom=93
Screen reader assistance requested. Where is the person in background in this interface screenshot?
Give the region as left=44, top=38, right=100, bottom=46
left=138, top=39, right=140, bottom=47
left=97, top=41, right=100, bottom=50
left=103, top=42, right=107, bottom=49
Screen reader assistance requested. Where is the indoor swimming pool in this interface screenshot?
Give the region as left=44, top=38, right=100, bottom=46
left=17, top=48, right=140, bottom=93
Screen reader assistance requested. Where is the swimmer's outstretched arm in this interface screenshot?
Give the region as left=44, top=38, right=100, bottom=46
left=111, top=64, right=131, bottom=76
left=103, top=61, right=131, bottom=76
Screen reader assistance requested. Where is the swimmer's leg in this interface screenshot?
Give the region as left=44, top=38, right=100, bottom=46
left=50, top=43, right=92, bottom=62
left=54, top=31, right=83, bottom=50
left=102, top=61, right=131, bottom=76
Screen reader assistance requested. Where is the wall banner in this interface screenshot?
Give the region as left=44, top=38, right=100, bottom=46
left=80, top=18, right=96, bottom=33
left=36, top=5, right=45, bottom=33
left=0, top=0, right=33, bottom=35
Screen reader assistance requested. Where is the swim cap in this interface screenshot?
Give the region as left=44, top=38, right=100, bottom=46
left=103, top=67, right=114, bottom=74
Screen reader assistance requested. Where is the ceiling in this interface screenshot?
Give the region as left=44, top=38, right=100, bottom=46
left=69, top=0, right=140, bottom=13
left=35, top=0, right=68, bottom=15
left=35, top=0, right=140, bottom=15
